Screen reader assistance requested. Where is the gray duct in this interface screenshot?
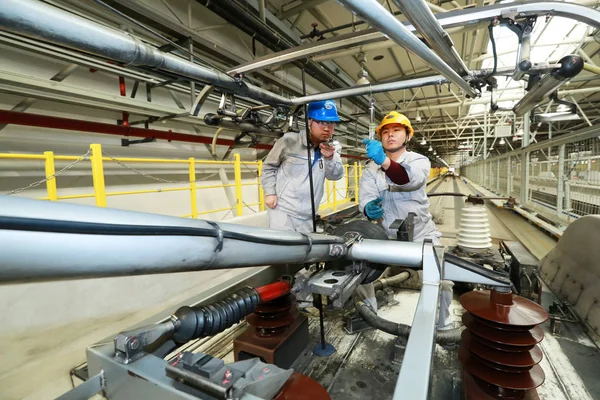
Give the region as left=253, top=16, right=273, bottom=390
left=513, top=55, right=584, bottom=116
left=0, top=0, right=292, bottom=106
left=392, top=0, right=470, bottom=76
left=337, top=0, right=477, bottom=98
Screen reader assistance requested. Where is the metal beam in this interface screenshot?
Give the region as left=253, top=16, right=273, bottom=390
left=230, top=1, right=600, bottom=75
left=278, top=0, right=329, bottom=19
left=392, top=0, right=470, bottom=75
left=0, top=0, right=292, bottom=105
left=336, top=0, right=477, bottom=96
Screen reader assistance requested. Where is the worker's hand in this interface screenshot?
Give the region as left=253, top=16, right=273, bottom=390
left=265, top=195, right=278, bottom=209
left=365, top=197, right=384, bottom=220
left=319, top=142, right=335, bottom=159
left=362, top=139, right=386, bottom=165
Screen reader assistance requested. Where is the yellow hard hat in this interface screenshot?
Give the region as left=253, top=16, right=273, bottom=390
left=376, top=111, right=414, bottom=140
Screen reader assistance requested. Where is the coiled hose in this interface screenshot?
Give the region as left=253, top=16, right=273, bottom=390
left=355, top=300, right=464, bottom=345
left=172, top=282, right=290, bottom=344
left=357, top=272, right=463, bottom=344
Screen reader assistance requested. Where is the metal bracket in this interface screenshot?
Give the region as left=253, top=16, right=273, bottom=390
left=56, top=370, right=105, bottom=400
left=113, top=321, right=175, bottom=364
left=307, top=268, right=368, bottom=308
left=443, top=253, right=511, bottom=287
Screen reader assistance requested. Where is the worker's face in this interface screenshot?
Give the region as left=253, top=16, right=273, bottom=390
left=381, top=123, right=408, bottom=152
left=310, top=119, right=335, bottom=143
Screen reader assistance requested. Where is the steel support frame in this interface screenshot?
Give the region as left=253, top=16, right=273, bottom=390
left=231, top=1, right=600, bottom=75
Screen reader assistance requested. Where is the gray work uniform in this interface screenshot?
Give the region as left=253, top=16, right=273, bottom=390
left=262, top=130, right=344, bottom=233
left=359, top=151, right=441, bottom=243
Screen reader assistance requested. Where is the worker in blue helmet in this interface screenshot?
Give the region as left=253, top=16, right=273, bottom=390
left=261, top=100, right=344, bottom=233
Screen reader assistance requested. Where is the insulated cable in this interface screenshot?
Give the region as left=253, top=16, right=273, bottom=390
left=0, top=216, right=344, bottom=246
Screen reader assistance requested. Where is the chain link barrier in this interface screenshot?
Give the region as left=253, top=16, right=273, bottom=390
left=2, top=150, right=91, bottom=196
left=102, top=150, right=220, bottom=183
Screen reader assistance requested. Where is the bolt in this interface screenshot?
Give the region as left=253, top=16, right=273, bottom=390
left=128, top=337, right=140, bottom=350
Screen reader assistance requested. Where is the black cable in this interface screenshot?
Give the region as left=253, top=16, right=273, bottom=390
left=0, top=216, right=343, bottom=246
left=301, top=69, right=318, bottom=233
left=487, top=24, right=498, bottom=78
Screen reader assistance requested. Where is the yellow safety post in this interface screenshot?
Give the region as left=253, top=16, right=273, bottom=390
left=326, top=179, right=331, bottom=204
left=234, top=153, right=243, bottom=216
left=333, top=180, right=337, bottom=210
left=344, top=165, right=349, bottom=198
left=257, top=160, right=265, bottom=211
left=90, top=144, right=107, bottom=207
left=353, top=162, right=359, bottom=204
left=44, top=151, right=58, bottom=201
left=189, top=158, right=198, bottom=218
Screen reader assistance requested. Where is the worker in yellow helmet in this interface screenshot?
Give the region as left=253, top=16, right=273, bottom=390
left=359, top=111, right=441, bottom=243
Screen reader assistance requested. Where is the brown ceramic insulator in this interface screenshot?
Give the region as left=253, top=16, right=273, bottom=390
left=462, top=312, right=544, bottom=346
left=459, top=346, right=545, bottom=391
left=470, top=333, right=535, bottom=353
left=463, top=371, right=540, bottom=400
left=473, top=314, right=537, bottom=332
left=274, top=372, right=331, bottom=400
left=462, top=331, right=543, bottom=369
left=460, top=290, right=548, bottom=327
left=246, top=294, right=295, bottom=337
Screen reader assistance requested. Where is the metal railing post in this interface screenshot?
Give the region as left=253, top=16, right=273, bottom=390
left=90, top=144, right=106, bottom=207
left=496, top=159, right=500, bottom=193
left=326, top=180, right=331, bottom=204
left=44, top=151, right=58, bottom=201
left=234, top=153, right=243, bottom=216
left=557, top=144, right=565, bottom=218
left=344, top=164, right=349, bottom=198
left=507, top=155, right=512, bottom=196
left=189, top=157, right=197, bottom=218
left=257, top=160, right=265, bottom=211
left=520, top=151, right=529, bottom=206
left=333, top=180, right=338, bottom=210
left=354, top=162, right=359, bottom=204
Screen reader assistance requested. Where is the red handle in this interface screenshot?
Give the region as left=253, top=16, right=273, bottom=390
left=255, top=281, right=291, bottom=303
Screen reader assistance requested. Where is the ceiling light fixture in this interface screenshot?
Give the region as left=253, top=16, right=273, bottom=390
left=499, top=137, right=505, bottom=145
left=356, top=52, right=370, bottom=85
left=428, top=145, right=433, bottom=152
left=420, top=137, right=427, bottom=145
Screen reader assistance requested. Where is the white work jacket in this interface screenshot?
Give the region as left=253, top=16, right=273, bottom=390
left=359, top=151, right=439, bottom=242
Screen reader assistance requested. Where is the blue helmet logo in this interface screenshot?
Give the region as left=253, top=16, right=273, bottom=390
left=307, top=100, right=340, bottom=122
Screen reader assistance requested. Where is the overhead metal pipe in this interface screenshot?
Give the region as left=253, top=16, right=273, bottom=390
left=0, top=197, right=347, bottom=283
left=331, top=0, right=478, bottom=97
left=513, top=55, right=584, bottom=116
left=292, top=75, right=450, bottom=104
left=232, top=1, right=600, bottom=74
left=0, top=0, right=292, bottom=106
left=291, top=68, right=505, bottom=104
left=392, top=0, right=470, bottom=76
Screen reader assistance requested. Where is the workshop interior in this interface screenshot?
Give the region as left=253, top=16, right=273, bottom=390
left=1, top=0, right=600, bottom=399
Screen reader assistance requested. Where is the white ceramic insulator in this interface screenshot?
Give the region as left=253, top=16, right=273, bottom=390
left=457, top=204, right=492, bottom=250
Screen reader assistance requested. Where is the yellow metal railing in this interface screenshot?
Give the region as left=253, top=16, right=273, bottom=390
left=1, top=144, right=362, bottom=218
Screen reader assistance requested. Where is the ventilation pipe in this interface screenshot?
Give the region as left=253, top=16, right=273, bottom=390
left=392, top=0, right=470, bottom=76
left=0, top=0, right=292, bottom=106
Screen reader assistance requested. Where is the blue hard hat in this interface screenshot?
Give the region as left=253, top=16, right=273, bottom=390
left=307, top=100, right=340, bottom=122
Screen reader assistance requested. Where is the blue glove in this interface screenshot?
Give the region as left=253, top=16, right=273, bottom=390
left=365, top=197, right=384, bottom=220
left=363, top=138, right=386, bottom=165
